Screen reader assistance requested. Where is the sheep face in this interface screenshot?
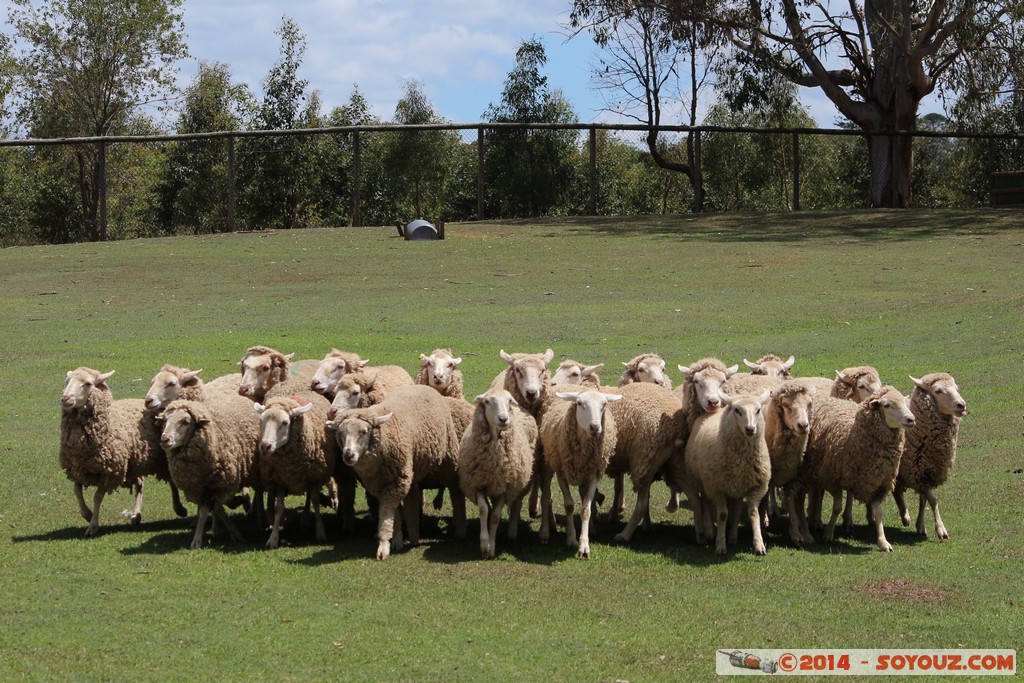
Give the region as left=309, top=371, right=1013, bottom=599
left=61, top=368, right=114, bottom=411
left=311, top=355, right=365, bottom=394
left=869, top=388, right=915, bottom=429
left=145, top=367, right=201, bottom=410
left=626, top=355, right=668, bottom=386
left=331, top=413, right=393, bottom=466
left=328, top=374, right=375, bottom=418
left=681, top=363, right=738, bottom=413
left=421, top=351, right=461, bottom=390
left=556, top=390, right=622, bottom=436
left=836, top=367, right=882, bottom=402
left=722, top=390, right=770, bottom=438
left=779, top=389, right=813, bottom=435
left=474, top=389, right=518, bottom=432
left=501, top=348, right=554, bottom=404
left=239, top=351, right=293, bottom=399
left=744, top=355, right=795, bottom=378
left=552, top=361, right=583, bottom=385
left=254, top=400, right=314, bottom=455
left=159, top=406, right=203, bottom=451
left=910, top=373, right=967, bottom=417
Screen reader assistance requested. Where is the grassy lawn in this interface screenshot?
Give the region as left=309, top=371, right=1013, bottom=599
left=0, top=210, right=1022, bottom=681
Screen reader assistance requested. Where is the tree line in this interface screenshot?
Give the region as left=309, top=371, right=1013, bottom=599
left=0, top=1, right=1021, bottom=246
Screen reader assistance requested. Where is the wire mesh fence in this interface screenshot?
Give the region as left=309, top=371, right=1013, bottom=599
left=1, top=123, right=1022, bottom=245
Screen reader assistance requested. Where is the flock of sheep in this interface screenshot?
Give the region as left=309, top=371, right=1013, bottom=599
left=58, top=346, right=967, bottom=559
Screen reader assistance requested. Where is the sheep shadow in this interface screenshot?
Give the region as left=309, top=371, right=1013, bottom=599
left=12, top=516, right=188, bottom=545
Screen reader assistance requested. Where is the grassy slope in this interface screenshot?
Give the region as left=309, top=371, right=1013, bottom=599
left=0, top=210, right=1022, bottom=681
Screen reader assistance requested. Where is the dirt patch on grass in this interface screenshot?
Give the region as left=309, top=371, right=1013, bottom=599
left=853, top=579, right=952, bottom=604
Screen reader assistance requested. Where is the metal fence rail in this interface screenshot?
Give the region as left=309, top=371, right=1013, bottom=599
left=1, top=122, right=1022, bottom=243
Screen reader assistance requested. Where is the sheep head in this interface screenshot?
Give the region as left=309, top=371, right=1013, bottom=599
left=254, top=397, right=314, bottom=455
left=311, top=350, right=367, bottom=395
left=328, top=372, right=378, bottom=418
left=145, top=365, right=202, bottom=410
left=238, top=346, right=293, bottom=399
left=744, top=354, right=795, bottom=378
left=910, top=373, right=967, bottom=418
left=420, top=349, right=461, bottom=390
left=624, top=353, right=669, bottom=386
left=680, top=358, right=739, bottom=413
left=500, top=348, right=554, bottom=406
left=835, top=366, right=882, bottom=403
left=61, top=367, right=114, bottom=411
left=722, top=389, right=770, bottom=438
left=159, top=401, right=209, bottom=451
left=556, top=389, right=622, bottom=437
left=552, top=360, right=603, bottom=386
left=472, top=388, right=519, bottom=441
left=328, top=410, right=392, bottom=466
left=867, top=386, right=915, bottom=429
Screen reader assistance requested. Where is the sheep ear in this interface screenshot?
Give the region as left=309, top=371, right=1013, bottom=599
left=605, top=393, right=623, bottom=402
left=835, top=370, right=847, bottom=380
left=622, top=361, right=631, bottom=368
left=253, top=403, right=266, bottom=415
left=783, top=356, right=796, bottom=370
left=97, top=370, right=116, bottom=384
left=473, top=394, right=488, bottom=405
left=909, top=375, right=926, bottom=390
left=325, top=419, right=339, bottom=431
left=419, top=353, right=429, bottom=365
left=373, top=412, right=393, bottom=426
left=743, top=358, right=759, bottom=371
left=583, top=363, right=603, bottom=376
left=678, top=364, right=690, bottom=375
left=196, top=414, right=212, bottom=427
left=555, top=391, right=581, bottom=401
left=291, top=402, right=314, bottom=417
left=508, top=396, right=519, bottom=408
left=759, top=389, right=772, bottom=405
left=357, top=359, right=370, bottom=369
left=451, top=357, right=462, bottom=367
left=182, top=369, right=203, bottom=385
left=725, top=365, right=739, bottom=377
left=721, top=392, right=734, bottom=406
left=499, top=349, right=513, bottom=364
left=66, top=370, right=74, bottom=379
left=365, top=372, right=378, bottom=390
left=542, top=349, right=554, bottom=364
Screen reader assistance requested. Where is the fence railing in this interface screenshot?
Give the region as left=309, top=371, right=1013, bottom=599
left=1, top=122, right=1022, bottom=243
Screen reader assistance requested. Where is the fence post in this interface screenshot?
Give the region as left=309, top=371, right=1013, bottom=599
left=97, top=140, right=107, bottom=240
left=588, top=126, right=597, bottom=215
left=477, top=126, right=485, bottom=221
left=352, top=130, right=362, bottom=227
left=226, top=134, right=236, bottom=232
left=792, top=131, right=801, bottom=211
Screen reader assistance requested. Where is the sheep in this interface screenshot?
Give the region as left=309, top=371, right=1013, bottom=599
left=605, top=382, right=686, bottom=543
left=722, top=373, right=784, bottom=396
left=253, top=391, right=338, bottom=549
left=238, top=345, right=319, bottom=402
left=59, top=367, right=171, bottom=537
left=143, top=365, right=241, bottom=411
left=327, top=385, right=461, bottom=560
left=684, top=390, right=772, bottom=555
left=742, top=354, right=795, bottom=378
left=618, top=352, right=672, bottom=389
left=893, top=373, right=968, bottom=540
left=761, top=380, right=815, bottom=547
left=457, top=388, right=539, bottom=558
left=416, top=349, right=465, bottom=399
left=538, top=388, right=622, bottom=559
left=310, top=349, right=366, bottom=396
left=158, top=395, right=261, bottom=549
left=664, top=358, right=738, bottom=513
left=551, top=359, right=603, bottom=387
left=327, top=369, right=411, bottom=418
left=797, top=386, right=915, bottom=552
left=797, top=366, right=882, bottom=402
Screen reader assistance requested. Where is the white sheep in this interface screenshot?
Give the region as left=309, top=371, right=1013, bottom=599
left=457, top=388, right=539, bottom=558
left=798, top=386, right=915, bottom=552
left=416, top=349, right=465, bottom=399
left=310, top=349, right=366, bottom=396
left=490, top=348, right=555, bottom=417
left=618, top=352, right=672, bottom=389
left=144, top=365, right=242, bottom=411
left=605, top=382, right=686, bottom=543
left=327, top=385, right=461, bottom=560
left=253, top=391, right=337, bottom=549
left=238, top=345, right=319, bottom=402
left=761, top=380, right=814, bottom=547
left=551, top=359, right=603, bottom=387
left=893, top=373, right=967, bottom=540
left=59, top=367, right=172, bottom=536
left=328, top=369, right=411, bottom=418
left=684, top=390, right=772, bottom=555
left=159, top=395, right=261, bottom=549
left=538, top=388, right=622, bottom=559
left=742, top=354, right=795, bottom=378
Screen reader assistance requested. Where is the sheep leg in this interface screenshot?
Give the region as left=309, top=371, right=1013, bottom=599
left=84, top=488, right=106, bottom=537
left=487, top=498, right=504, bottom=558
left=405, top=485, right=421, bottom=545
left=213, top=503, right=243, bottom=543
left=556, top=474, right=577, bottom=550
left=74, top=483, right=92, bottom=522
left=338, top=476, right=356, bottom=532
left=727, top=498, right=742, bottom=546
left=614, top=481, right=651, bottom=543
left=577, top=480, right=598, bottom=559
left=326, top=477, right=339, bottom=510
left=310, top=488, right=327, bottom=543
left=893, top=482, right=911, bottom=527
left=923, top=489, right=948, bottom=540
left=128, top=478, right=144, bottom=526
left=712, top=494, right=729, bottom=555
left=528, top=479, right=541, bottom=518
left=170, top=484, right=188, bottom=518
left=748, top=495, right=767, bottom=556
left=808, top=489, right=824, bottom=531
left=794, top=489, right=815, bottom=544
left=375, top=501, right=398, bottom=560
left=265, top=491, right=286, bottom=550
left=506, top=490, right=524, bottom=540
left=871, top=499, right=893, bottom=552
left=432, top=487, right=445, bottom=511
left=190, top=503, right=211, bottom=550
left=784, top=488, right=805, bottom=547
left=538, top=465, right=554, bottom=544
left=451, top=486, right=467, bottom=540
left=823, top=491, right=843, bottom=543
left=665, top=483, right=680, bottom=513
left=476, top=494, right=492, bottom=558
left=759, top=497, right=770, bottom=531
left=768, top=486, right=780, bottom=519
left=608, top=473, right=625, bottom=522
left=393, top=503, right=406, bottom=551
left=841, top=492, right=854, bottom=535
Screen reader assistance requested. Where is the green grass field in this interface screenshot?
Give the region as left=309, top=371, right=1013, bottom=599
left=1, top=210, right=1022, bottom=681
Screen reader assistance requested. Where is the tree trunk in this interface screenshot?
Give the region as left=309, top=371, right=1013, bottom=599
left=867, top=132, right=914, bottom=208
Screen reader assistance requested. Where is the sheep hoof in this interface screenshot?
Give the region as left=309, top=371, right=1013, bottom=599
left=878, top=541, right=893, bottom=552
left=715, top=544, right=727, bottom=556
left=83, top=525, right=99, bottom=538
left=264, top=539, right=279, bottom=550
left=129, top=513, right=142, bottom=527
left=937, top=528, right=949, bottom=541
left=612, top=532, right=628, bottom=543
left=189, top=539, right=203, bottom=550
left=753, top=544, right=766, bottom=556
left=376, top=542, right=390, bottom=561
left=577, top=543, right=591, bottom=559
left=173, top=502, right=188, bottom=518
left=900, top=513, right=911, bottom=527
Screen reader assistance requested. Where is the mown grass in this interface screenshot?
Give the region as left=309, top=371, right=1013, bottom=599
left=1, top=209, right=1022, bottom=681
